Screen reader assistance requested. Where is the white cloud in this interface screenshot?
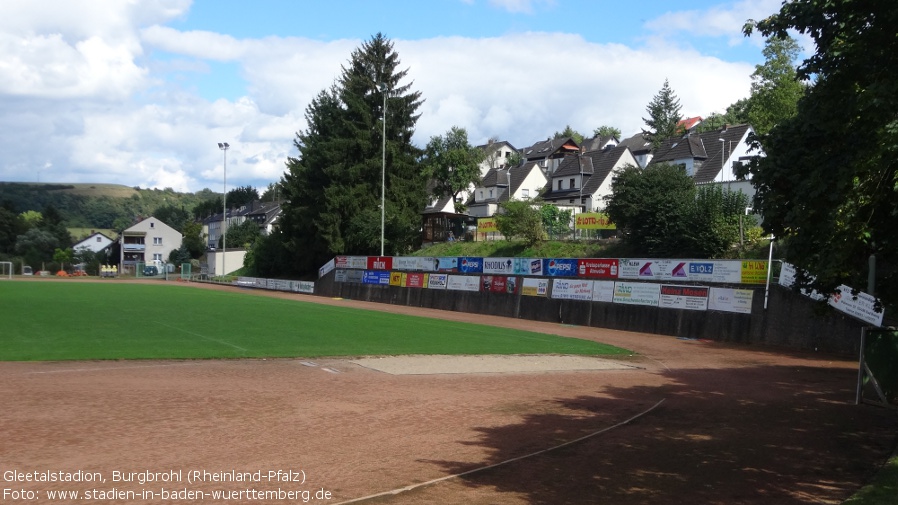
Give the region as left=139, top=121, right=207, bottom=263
left=644, top=0, right=784, bottom=44
left=0, top=2, right=757, bottom=192
left=488, top=0, right=555, bottom=14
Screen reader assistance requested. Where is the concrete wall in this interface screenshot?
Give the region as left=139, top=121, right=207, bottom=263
left=315, top=274, right=867, bottom=356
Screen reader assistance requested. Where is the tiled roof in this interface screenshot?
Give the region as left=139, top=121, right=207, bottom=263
left=542, top=145, right=634, bottom=201
left=649, top=124, right=752, bottom=184
left=522, top=137, right=580, bottom=160
left=618, top=133, right=653, bottom=154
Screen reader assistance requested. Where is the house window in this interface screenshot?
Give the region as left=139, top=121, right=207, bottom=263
left=96, top=237, right=102, bottom=242
left=479, top=191, right=483, bottom=200
left=153, top=237, right=162, bottom=245
left=570, top=178, right=576, bottom=189
left=557, top=180, right=562, bottom=190
left=150, top=222, right=154, bottom=228
left=153, top=254, right=162, bottom=262
left=522, top=189, right=530, bottom=198
left=489, top=189, right=493, bottom=198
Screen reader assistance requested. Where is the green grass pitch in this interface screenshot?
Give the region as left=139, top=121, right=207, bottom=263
left=0, top=281, right=631, bottom=361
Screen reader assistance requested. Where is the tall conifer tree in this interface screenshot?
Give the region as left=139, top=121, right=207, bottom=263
left=278, top=34, right=426, bottom=275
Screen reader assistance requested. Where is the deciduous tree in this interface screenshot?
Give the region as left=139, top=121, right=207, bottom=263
left=421, top=126, right=484, bottom=213
left=742, top=1, right=898, bottom=308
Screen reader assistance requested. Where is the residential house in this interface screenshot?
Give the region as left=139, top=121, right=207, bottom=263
left=243, top=200, right=282, bottom=235
left=476, top=140, right=518, bottom=178
left=521, top=136, right=580, bottom=176
left=73, top=231, right=114, bottom=254
left=466, top=161, right=548, bottom=218
left=578, top=134, right=619, bottom=153
left=541, top=145, right=638, bottom=213
left=618, top=133, right=654, bottom=168
left=649, top=124, right=759, bottom=199
left=119, top=217, right=183, bottom=273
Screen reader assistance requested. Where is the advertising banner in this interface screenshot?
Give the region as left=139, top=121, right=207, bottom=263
left=482, top=257, right=515, bottom=275
left=708, top=287, right=754, bottom=314
left=829, top=285, right=885, bottom=326
left=390, top=272, right=402, bottom=286
left=428, top=273, right=448, bottom=289
left=613, top=282, right=661, bottom=306
left=551, top=279, right=594, bottom=301
left=404, top=272, right=428, bottom=288
left=447, top=275, right=480, bottom=292
left=335, top=256, right=368, bottom=269
left=434, top=257, right=459, bottom=272
left=740, top=260, right=769, bottom=284
left=458, top=257, right=484, bottom=274
left=577, top=258, right=619, bottom=279
left=478, top=217, right=498, bottom=233
left=522, top=278, right=548, bottom=297
left=619, top=259, right=757, bottom=284
left=367, top=256, right=393, bottom=271
left=659, top=285, right=710, bottom=311
left=574, top=212, right=616, bottom=230
left=779, top=262, right=825, bottom=300
left=393, top=257, right=419, bottom=271
left=293, top=281, right=315, bottom=294
left=543, top=258, right=578, bottom=277
left=592, top=280, right=615, bottom=303
left=362, top=270, right=390, bottom=285
left=318, top=258, right=335, bottom=278
left=482, top=275, right=518, bottom=294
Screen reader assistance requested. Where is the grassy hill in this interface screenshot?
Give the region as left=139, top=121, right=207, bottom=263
left=0, top=182, right=217, bottom=231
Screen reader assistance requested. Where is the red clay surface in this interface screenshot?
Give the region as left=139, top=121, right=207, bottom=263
left=1, top=280, right=896, bottom=505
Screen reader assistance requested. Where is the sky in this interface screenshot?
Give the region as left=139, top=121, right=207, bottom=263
left=0, top=0, right=797, bottom=193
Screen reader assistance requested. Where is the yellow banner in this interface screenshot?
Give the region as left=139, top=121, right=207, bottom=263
left=740, top=260, right=769, bottom=284
left=575, top=212, right=616, bottom=230
left=390, top=272, right=403, bottom=286
left=478, top=217, right=498, bottom=233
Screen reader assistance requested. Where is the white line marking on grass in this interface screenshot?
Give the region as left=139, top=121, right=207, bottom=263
left=153, top=321, right=248, bottom=352
left=330, top=398, right=666, bottom=505
left=27, top=363, right=193, bottom=375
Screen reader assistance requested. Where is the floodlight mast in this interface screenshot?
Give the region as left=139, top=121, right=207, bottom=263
left=218, top=142, right=229, bottom=278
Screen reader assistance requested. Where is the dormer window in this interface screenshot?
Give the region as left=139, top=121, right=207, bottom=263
left=570, top=178, right=576, bottom=189
left=557, top=180, right=562, bottom=190
left=489, top=189, right=493, bottom=198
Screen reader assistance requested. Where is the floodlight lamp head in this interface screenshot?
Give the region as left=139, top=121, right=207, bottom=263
left=218, top=142, right=230, bottom=150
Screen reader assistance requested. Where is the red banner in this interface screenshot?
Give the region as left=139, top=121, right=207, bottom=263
left=577, top=259, right=619, bottom=279
left=405, top=272, right=427, bottom=288
left=482, top=275, right=519, bottom=294
left=367, top=256, right=393, bottom=271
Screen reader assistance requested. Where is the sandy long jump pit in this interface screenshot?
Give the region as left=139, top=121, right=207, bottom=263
left=351, top=354, right=638, bottom=375
left=2, top=286, right=897, bottom=505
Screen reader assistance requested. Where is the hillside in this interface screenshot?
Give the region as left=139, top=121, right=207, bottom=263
left=0, top=182, right=217, bottom=231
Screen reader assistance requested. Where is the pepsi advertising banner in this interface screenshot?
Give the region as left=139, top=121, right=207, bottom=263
left=457, top=257, right=484, bottom=274
left=542, top=258, right=578, bottom=277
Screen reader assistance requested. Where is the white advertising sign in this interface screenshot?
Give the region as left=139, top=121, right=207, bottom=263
left=551, top=279, right=594, bottom=301
left=522, top=278, right=548, bottom=297
left=659, top=285, right=709, bottom=311
left=592, top=280, right=616, bottom=303
left=428, top=273, right=448, bottom=289
left=447, top=275, right=480, bottom=292
left=708, top=288, right=754, bottom=314
left=613, top=282, right=661, bottom=306
left=829, top=285, right=884, bottom=327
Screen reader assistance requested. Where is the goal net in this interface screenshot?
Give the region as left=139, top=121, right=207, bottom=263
left=0, top=262, right=11, bottom=279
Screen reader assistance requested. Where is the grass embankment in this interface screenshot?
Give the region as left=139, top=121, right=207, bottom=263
left=844, top=455, right=898, bottom=505
left=0, top=281, right=630, bottom=361
left=414, top=238, right=776, bottom=260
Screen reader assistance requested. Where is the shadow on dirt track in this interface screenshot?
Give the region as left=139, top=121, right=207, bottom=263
left=418, top=364, right=897, bottom=505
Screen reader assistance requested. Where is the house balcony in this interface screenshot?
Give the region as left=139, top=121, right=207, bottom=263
left=123, top=243, right=146, bottom=252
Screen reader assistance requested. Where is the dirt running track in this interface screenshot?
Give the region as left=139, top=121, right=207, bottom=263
left=1, top=280, right=896, bottom=505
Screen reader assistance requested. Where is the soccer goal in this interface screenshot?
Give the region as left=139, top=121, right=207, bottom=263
left=0, top=262, right=12, bottom=280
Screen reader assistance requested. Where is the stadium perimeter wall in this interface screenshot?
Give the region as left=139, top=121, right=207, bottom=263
left=314, top=273, right=867, bottom=356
